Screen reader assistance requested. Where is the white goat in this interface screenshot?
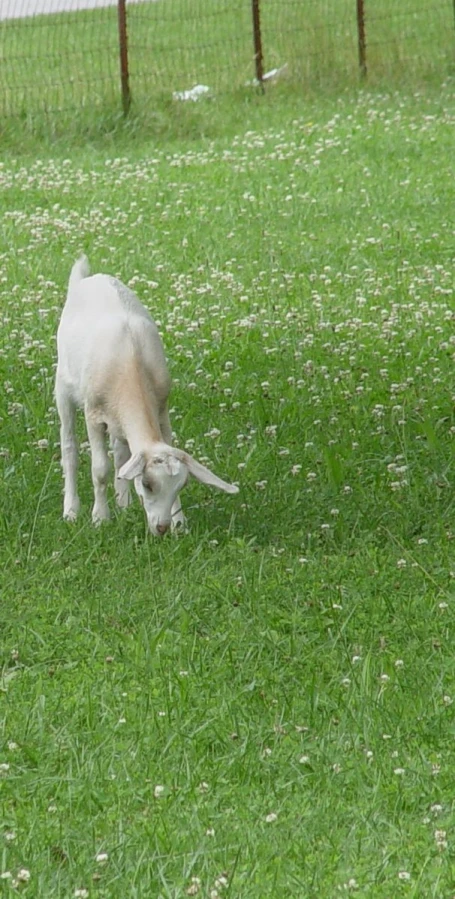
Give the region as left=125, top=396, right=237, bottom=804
left=55, top=256, right=238, bottom=535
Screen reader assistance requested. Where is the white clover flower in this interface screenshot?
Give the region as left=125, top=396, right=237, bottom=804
left=265, top=812, right=278, bottom=823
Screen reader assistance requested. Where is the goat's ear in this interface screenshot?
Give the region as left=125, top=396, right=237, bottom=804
left=118, top=452, right=146, bottom=481
left=171, top=449, right=239, bottom=494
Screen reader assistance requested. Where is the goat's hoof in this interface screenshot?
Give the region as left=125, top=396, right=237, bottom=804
left=63, top=508, right=79, bottom=522
left=92, top=509, right=111, bottom=526
left=171, top=516, right=188, bottom=535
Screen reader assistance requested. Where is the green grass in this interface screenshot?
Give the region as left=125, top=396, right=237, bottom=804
left=0, top=0, right=454, bottom=124
left=1, top=80, right=455, bottom=895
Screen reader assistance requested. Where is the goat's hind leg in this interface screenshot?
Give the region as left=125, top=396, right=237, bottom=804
left=112, top=438, right=132, bottom=508
left=56, top=379, right=80, bottom=521
left=86, top=415, right=111, bottom=523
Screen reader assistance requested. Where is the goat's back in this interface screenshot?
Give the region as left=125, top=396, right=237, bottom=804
left=65, top=273, right=152, bottom=322
left=57, top=272, right=170, bottom=407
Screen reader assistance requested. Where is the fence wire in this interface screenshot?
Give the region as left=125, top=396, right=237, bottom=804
left=0, top=0, right=453, bottom=118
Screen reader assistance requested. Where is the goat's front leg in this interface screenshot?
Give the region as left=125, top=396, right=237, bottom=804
left=112, top=437, right=132, bottom=508
left=56, top=380, right=80, bottom=521
left=160, top=406, right=187, bottom=532
left=170, top=496, right=187, bottom=532
left=86, top=415, right=110, bottom=523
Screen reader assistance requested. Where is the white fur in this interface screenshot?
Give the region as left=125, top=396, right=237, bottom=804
left=55, top=256, right=239, bottom=535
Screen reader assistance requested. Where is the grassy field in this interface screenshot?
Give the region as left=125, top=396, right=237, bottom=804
left=0, top=0, right=454, bottom=121
left=1, top=79, right=455, bottom=896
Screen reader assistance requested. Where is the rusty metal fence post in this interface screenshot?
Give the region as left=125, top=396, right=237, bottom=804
left=118, top=0, right=131, bottom=115
left=356, top=0, right=367, bottom=78
left=251, top=0, right=264, bottom=89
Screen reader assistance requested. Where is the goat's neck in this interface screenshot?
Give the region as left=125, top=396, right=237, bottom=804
left=113, top=368, right=163, bottom=454
left=120, top=407, right=162, bottom=455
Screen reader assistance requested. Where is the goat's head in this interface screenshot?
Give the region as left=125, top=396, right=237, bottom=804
left=118, top=442, right=238, bottom=536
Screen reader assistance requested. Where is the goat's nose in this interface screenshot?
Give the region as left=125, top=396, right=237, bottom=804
left=156, top=523, right=170, bottom=536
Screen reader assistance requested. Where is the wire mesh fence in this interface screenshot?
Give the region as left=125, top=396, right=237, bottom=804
left=0, top=0, right=453, bottom=119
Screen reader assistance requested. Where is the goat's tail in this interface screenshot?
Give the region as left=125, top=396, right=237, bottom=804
left=68, top=255, right=90, bottom=294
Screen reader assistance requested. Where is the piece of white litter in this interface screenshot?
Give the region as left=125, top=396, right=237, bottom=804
left=263, top=63, right=288, bottom=81
left=173, top=84, right=211, bottom=102
left=246, top=63, right=288, bottom=87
